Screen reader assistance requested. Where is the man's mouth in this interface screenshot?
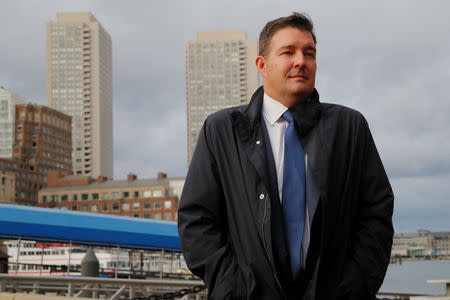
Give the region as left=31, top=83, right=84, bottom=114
left=289, top=74, right=308, bottom=80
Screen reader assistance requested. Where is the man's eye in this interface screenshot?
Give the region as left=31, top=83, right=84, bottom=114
left=282, top=51, right=292, bottom=55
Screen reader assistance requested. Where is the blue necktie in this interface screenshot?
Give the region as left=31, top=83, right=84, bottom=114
left=281, top=110, right=306, bottom=278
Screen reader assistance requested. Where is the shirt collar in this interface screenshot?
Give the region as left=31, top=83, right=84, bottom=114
left=262, top=93, right=288, bottom=126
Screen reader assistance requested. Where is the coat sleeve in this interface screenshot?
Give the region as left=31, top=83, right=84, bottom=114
left=339, top=115, right=394, bottom=299
left=177, top=119, right=250, bottom=299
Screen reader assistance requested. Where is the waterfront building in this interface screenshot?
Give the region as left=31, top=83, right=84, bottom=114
left=431, top=232, right=450, bottom=255
left=38, top=171, right=184, bottom=221
left=0, top=88, right=26, bottom=159
left=392, top=231, right=450, bottom=256
left=0, top=170, right=15, bottom=203
left=0, top=89, right=72, bottom=205
left=0, top=158, right=43, bottom=205
left=46, top=12, right=113, bottom=178
left=13, top=104, right=72, bottom=174
left=185, top=30, right=259, bottom=165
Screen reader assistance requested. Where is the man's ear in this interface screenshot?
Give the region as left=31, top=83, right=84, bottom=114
left=255, top=55, right=266, bottom=77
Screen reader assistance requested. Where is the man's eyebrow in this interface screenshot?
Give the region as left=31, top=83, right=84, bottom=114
left=277, top=45, right=317, bottom=52
left=278, top=45, right=295, bottom=51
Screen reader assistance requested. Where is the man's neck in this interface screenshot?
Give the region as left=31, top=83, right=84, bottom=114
left=264, top=90, right=312, bottom=108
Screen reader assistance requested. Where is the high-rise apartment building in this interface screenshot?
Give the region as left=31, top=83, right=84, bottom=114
left=46, top=12, right=113, bottom=178
left=0, top=88, right=26, bottom=159
left=185, top=30, right=259, bottom=164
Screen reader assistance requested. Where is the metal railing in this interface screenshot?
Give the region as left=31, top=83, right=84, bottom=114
left=0, top=274, right=206, bottom=299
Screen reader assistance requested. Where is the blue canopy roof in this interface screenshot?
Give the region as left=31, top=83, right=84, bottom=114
left=0, top=204, right=180, bottom=251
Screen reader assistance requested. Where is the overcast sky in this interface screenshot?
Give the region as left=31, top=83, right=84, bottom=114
left=1, top=0, right=449, bottom=232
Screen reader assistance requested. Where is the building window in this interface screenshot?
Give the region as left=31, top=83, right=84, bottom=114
left=72, top=194, right=78, bottom=201
left=122, top=202, right=130, bottom=211
left=72, top=205, right=77, bottom=210
left=81, top=193, right=88, bottom=200
left=164, top=200, right=172, bottom=209
left=134, top=191, right=139, bottom=198
left=153, top=190, right=162, bottom=197
left=143, top=201, right=150, bottom=209
left=133, top=214, right=139, bottom=218
left=164, top=212, right=172, bottom=220
left=92, top=193, right=99, bottom=200
left=111, top=192, right=120, bottom=199
left=91, top=204, right=98, bottom=212
left=133, top=202, right=140, bottom=210
left=143, top=190, right=151, bottom=198
left=153, top=213, right=161, bottom=219
left=102, top=192, right=109, bottom=200
left=153, top=200, right=161, bottom=209
left=112, top=203, right=119, bottom=211
left=42, top=196, right=47, bottom=203
left=61, top=195, right=68, bottom=202
left=50, top=195, right=58, bottom=202
left=143, top=214, right=150, bottom=218
left=102, top=203, right=108, bottom=211
left=81, top=204, right=88, bottom=211
left=123, top=191, right=129, bottom=198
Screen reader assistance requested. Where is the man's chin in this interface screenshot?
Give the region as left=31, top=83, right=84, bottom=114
left=291, top=86, right=314, bottom=98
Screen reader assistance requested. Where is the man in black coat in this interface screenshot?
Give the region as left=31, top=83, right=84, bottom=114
left=178, top=12, right=394, bottom=299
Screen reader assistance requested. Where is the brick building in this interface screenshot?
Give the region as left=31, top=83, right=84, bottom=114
left=13, top=104, right=72, bottom=173
left=0, top=170, right=15, bottom=203
left=38, top=171, right=184, bottom=221
left=0, top=103, right=72, bottom=205
left=0, top=158, right=44, bottom=205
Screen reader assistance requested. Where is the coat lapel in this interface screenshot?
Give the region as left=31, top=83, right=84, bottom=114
left=231, top=86, right=270, bottom=190
left=231, top=86, right=275, bottom=259
left=290, top=89, right=328, bottom=220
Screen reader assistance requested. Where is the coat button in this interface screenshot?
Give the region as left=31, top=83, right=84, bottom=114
left=259, top=193, right=265, bottom=200
left=256, top=140, right=261, bottom=145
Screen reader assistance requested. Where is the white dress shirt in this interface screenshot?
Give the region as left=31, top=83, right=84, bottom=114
left=261, top=93, right=289, bottom=203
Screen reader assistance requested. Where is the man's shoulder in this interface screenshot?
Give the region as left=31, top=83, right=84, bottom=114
left=204, top=105, right=247, bottom=127
left=320, top=102, right=367, bottom=125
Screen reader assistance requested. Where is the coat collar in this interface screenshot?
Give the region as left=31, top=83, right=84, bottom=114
left=232, top=86, right=322, bottom=140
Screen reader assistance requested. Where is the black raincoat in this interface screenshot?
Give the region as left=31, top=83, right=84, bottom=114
left=178, top=86, right=394, bottom=299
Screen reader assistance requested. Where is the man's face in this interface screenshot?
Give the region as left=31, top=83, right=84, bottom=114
left=256, top=27, right=317, bottom=105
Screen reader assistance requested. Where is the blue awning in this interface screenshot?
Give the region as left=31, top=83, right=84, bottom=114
left=0, top=204, right=180, bottom=251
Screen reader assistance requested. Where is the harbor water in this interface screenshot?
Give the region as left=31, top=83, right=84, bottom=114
left=380, top=259, right=450, bottom=295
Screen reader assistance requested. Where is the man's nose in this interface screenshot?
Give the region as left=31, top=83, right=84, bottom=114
left=293, top=52, right=305, bottom=68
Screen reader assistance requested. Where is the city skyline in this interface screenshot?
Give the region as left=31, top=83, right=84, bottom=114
left=1, top=0, right=449, bottom=232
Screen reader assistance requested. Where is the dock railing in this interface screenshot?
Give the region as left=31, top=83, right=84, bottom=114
left=0, top=274, right=206, bottom=299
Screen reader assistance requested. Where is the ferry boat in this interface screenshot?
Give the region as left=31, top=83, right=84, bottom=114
left=3, top=240, right=190, bottom=278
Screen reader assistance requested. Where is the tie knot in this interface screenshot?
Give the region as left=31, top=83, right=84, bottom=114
left=282, top=110, right=294, bottom=123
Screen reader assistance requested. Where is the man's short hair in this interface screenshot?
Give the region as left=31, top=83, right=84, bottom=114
left=258, top=12, right=317, bottom=57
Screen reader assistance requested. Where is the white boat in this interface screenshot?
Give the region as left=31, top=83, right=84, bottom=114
left=3, top=240, right=190, bottom=278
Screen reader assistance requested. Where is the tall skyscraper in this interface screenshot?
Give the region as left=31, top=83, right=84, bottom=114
left=0, top=88, right=26, bottom=159
left=46, top=12, right=113, bottom=178
left=185, top=30, right=259, bottom=165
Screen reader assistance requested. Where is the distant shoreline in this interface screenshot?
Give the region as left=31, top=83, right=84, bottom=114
left=390, top=255, right=450, bottom=264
